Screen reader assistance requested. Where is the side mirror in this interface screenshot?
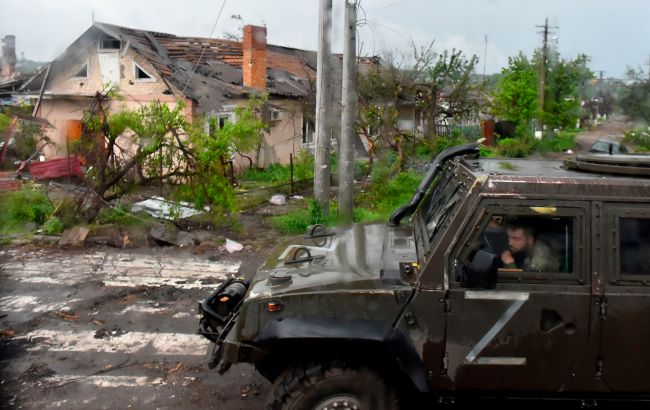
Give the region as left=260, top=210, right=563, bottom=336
left=462, top=249, right=498, bottom=289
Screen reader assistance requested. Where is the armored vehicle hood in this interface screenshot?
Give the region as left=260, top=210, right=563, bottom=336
left=246, top=223, right=417, bottom=299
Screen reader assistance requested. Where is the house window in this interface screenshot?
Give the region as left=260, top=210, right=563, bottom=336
left=207, top=113, right=235, bottom=135
left=99, top=37, right=121, bottom=51
left=72, top=62, right=88, bottom=79
left=302, top=117, right=314, bottom=144
left=133, top=62, right=155, bottom=82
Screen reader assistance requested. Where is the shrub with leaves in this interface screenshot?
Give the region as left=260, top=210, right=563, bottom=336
left=0, top=186, right=54, bottom=234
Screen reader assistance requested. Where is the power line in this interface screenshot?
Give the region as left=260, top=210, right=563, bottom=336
left=181, top=0, right=227, bottom=94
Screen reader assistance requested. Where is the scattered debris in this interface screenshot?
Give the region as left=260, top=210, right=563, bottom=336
left=167, top=362, right=184, bottom=376
left=291, top=195, right=304, bottom=200
left=149, top=223, right=181, bottom=246
left=225, top=238, right=243, bottom=253
left=51, top=311, right=79, bottom=321
left=58, top=226, right=89, bottom=247
left=0, top=328, right=15, bottom=338
left=93, top=325, right=127, bottom=339
left=175, top=231, right=197, bottom=247
left=132, top=196, right=203, bottom=220
left=269, top=194, right=287, bottom=205
left=88, top=225, right=131, bottom=248
left=240, top=385, right=251, bottom=397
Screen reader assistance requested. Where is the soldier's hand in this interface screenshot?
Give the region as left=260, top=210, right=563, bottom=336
left=501, top=250, right=514, bottom=265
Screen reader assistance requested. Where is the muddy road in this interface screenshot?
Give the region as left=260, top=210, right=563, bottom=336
left=0, top=245, right=273, bottom=409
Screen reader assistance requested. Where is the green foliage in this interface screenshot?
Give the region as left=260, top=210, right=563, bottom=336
left=178, top=95, right=267, bottom=218
left=43, top=217, right=65, bottom=235
left=358, top=167, right=422, bottom=217
left=492, top=53, right=539, bottom=126
left=542, top=54, right=591, bottom=129
left=95, top=204, right=153, bottom=227
left=619, top=75, right=650, bottom=123
left=241, top=149, right=314, bottom=185
left=0, top=112, right=11, bottom=133
left=352, top=207, right=384, bottom=223
left=0, top=186, right=54, bottom=234
left=495, top=137, right=536, bottom=158
left=270, top=199, right=335, bottom=234
left=480, top=145, right=498, bottom=158
left=623, top=128, right=650, bottom=152
left=538, top=128, right=579, bottom=153
left=433, top=134, right=471, bottom=155
left=492, top=52, right=592, bottom=135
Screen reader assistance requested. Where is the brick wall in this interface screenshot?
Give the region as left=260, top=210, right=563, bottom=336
left=242, top=25, right=267, bottom=90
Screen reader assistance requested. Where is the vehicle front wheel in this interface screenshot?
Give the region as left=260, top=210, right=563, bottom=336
left=266, top=363, right=399, bottom=410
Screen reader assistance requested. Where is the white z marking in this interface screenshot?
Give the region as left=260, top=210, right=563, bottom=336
left=464, top=291, right=529, bottom=365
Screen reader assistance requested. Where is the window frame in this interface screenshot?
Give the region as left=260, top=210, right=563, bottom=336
left=98, top=37, right=121, bottom=51
left=133, top=62, right=156, bottom=83
left=604, top=204, right=650, bottom=286
left=71, top=60, right=89, bottom=80
left=452, top=199, right=588, bottom=286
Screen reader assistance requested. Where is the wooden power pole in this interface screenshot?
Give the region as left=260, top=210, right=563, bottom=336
left=536, top=18, right=557, bottom=117
left=338, top=0, right=357, bottom=224
left=314, top=0, right=333, bottom=215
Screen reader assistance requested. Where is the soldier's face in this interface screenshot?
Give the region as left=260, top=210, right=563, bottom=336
left=507, top=228, right=533, bottom=253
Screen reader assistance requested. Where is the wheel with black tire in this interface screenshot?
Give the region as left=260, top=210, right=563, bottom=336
left=266, top=363, right=399, bottom=410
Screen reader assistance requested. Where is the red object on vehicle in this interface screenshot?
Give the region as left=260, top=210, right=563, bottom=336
left=28, top=157, right=84, bottom=180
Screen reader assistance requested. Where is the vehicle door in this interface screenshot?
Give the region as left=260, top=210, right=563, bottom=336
left=599, top=203, right=650, bottom=391
left=444, top=200, right=592, bottom=391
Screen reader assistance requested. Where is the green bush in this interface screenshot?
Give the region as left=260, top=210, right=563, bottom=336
left=270, top=199, right=335, bottom=234
left=358, top=168, right=422, bottom=218
left=43, top=217, right=65, bottom=235
left=495, top=137, right=536, bottom=158
left=433, top=134, right=471, bottom=156
left=538, top=128, right=579, bottom=153
left=623, top=129, right=650, bottom=152
left=241, top=151, right=315, bottom=185
left=0, top=186, right=54, bottom=234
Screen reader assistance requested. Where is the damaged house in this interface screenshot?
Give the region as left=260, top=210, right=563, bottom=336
left=18, top=22, right=355, bottom=168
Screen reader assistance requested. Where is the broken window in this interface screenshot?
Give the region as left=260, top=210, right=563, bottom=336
left=302, top=116, right=314, bottom=144
left=99, top=37, right=121, bottom=50
left=72, top=62, right=88, bottom=79
left=133, top=62, right=154, bottom=81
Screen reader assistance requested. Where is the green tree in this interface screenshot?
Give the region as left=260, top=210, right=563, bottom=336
left=492, top=52, right=592, bottom=135
left=491, top=53, right=538, bottom=129
left=75, top=90, right=266, bottom=222
left=620, top=68, right=650, bottom=123
left=357, top=43, right=480, bottom=172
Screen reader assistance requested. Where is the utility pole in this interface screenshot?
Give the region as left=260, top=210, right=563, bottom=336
left=535, top=18, right=557, bottom=118
left=338, top=1, right=357, bottom=224
left=646, top=54, right=650, bottom=81
left=483, top=34, right=488, bottom=77
left=314, top=0, right=333, bottom=215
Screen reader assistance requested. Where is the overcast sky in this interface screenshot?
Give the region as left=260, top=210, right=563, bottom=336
left=2, top=0, right=649, bottom=78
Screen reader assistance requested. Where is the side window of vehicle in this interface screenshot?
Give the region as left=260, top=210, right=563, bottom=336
left=618, top=217, right=650, bottom=277
left=478, top=214, right=575, bottom=281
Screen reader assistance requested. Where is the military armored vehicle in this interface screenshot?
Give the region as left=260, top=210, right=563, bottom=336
left=199, top=143, right=650, bottom=408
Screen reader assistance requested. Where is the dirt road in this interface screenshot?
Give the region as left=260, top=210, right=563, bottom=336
left=0, top=245, right=272, bottom=409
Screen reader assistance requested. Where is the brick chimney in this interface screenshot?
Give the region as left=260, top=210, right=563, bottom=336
left=242, top=25, right=267, bottom=90
left=2, top=35, right=17, bottom=79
